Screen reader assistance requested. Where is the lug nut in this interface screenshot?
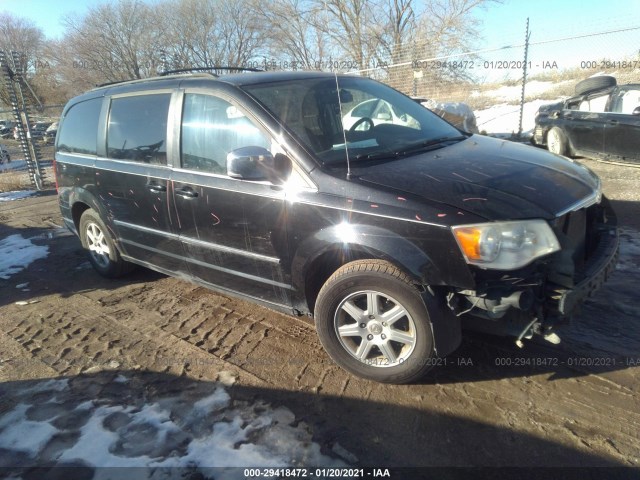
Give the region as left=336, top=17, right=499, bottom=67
left=367, top=334, right=373, bottom=340
left=381, top=334, right=386, bottom=340
left=360, top=323, right=366, bottom=328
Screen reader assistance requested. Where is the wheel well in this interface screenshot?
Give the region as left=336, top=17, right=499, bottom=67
left=304, top=248, right=421, bottom=316
left=71, top=202, right=90, bottom=231
left=304, top=248, right=370, bottom=315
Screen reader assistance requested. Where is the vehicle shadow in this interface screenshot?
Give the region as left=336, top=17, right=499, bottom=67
left=0, top=220, right=165, bottom=310
left=0, top=370, right=634, bottom=479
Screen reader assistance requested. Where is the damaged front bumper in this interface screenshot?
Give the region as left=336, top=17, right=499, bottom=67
left=550, top=224, right=619, bottom=317
left=453, top=199, right=619, bottom=341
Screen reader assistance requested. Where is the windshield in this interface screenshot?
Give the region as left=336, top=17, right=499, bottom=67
left=243, top=76, right=464, bottom=166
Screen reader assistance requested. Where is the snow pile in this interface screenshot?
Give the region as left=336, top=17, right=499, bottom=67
left=473, top=81, right=567, bottom=103
left=0, top=234, right=49, bottom=279
left=0, top=159, right=26, bottom=172
left=0, top=377, right=347, bottom=478
left=474, top=98, right=563, bottom=137
left=0, top=189, right=36, bottom=201
left=422, top=100, right=478, bottom=133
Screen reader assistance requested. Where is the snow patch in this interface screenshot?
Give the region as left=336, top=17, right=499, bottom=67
left=473, top=81, right=567, bottom=103
left=0, top=379, right=347, bottom=476
left=0, top=190, right=36, bottom=201
left=475, top=98, right=563, bottom=136
left=0, top=403, right=59, bottom=456
left=0, top=234, right=49, bottom=279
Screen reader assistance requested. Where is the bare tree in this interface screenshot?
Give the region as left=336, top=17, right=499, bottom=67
left=0, top=13, right=46, bottom=106
left=62, top=0, right=162, bottom=84
left=256, top=0, right=331, bottom=69
left=376, top=0, right=416, bottom=62
left=158, top=0, right=265, bottom=71
left=415, top=0, right=496, bottom=80
left=0, top=13, right=44, bottom=67
left=314, top=0, right=385, bottom=71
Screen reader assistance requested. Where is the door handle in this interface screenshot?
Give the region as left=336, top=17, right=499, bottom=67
left=147, top=184, right=167, bottom=193
left=175, top=187, right=199, bottom=198
left=608, top=120, right=619, bottom=125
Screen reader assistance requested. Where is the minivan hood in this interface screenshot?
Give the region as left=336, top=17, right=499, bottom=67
left=354, top=135, right=599, bottom=220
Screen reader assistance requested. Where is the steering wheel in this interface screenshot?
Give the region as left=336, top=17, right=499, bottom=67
left=349, top=117, right=374, bottom=133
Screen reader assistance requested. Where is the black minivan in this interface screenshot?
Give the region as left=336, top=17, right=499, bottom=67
left=55, top=71, right=618, bottom=383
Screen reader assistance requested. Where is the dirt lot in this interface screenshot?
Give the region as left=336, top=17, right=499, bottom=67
left=0, top=156, right=639, bottom=473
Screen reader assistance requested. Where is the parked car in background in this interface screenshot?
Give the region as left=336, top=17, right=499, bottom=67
left=413, top=97, right=479, bottom=133
left=56, top=71, right=617, bottom=384
left=0, top=120, right=14, bottom=139
left=532, top=75, right=640, bottom=163
left=30, top=122, right=52, bottom=141
left=342, top=98, right=420, bottom=131
left=44, top=122, right=58, bottom=144
left=0, top=144, right=10, bottom=164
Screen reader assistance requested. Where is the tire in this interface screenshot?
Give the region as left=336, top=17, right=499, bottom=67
left=546, top=127, right=569, bottom=156
left=314, top=260, right=435, bottom=384
left=79, top=209, right=133, bottom=278
left=574, top=76, right=616, bottom=96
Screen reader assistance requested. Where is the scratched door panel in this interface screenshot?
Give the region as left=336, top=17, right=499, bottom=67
left=171, top=174, right=292, bottom=308
left=172, top=92, right=293, bottom=308
left=98, top=93, right=188, bottom=274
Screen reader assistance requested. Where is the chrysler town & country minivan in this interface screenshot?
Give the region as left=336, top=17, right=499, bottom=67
left=55, top=71, right=618, bottom=383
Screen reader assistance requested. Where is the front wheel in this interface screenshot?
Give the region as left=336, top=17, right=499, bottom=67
left=546, top=127, right=569, bottom=156
left=314, top=260, right=435, bottom=384
left=79, top=209, right=133, bottom=278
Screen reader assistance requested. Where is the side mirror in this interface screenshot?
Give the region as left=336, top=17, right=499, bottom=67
left=632, top=106, right=640, bottom=116
left=227, top=146, right=292, bottom=184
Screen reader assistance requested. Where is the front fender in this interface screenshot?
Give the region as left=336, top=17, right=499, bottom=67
left=291, top=223, right=449, bottom=292
left=290, top=223, right=463, bottom=357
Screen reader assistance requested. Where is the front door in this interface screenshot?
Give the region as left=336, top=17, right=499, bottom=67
left=171, top=91, right=292, bottom=308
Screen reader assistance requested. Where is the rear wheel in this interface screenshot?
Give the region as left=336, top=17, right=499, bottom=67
left=314, top=260, right=435, bottom=384
left=547, top=127, right=569, bottom=156
left=79, top=209, right=133, bottom=278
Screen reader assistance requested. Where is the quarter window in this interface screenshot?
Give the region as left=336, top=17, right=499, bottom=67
left=57, top=98, right=102, bottom=155
left=610, top=89, right=640, bottom=114
left=107, top=94, right=170, bottom=165
left=181, top=94, right=269, bottom=174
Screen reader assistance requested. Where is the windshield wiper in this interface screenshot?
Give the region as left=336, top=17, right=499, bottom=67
left=352, top=135, right=467, bottom=162
left=397, top=135, right=467, bottom=156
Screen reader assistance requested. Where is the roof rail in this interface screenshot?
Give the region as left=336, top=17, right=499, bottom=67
left=159, top=66, right=263, bottom=76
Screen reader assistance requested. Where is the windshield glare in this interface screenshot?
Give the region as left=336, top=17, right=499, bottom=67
left=244, top=76, right=463, bottom=166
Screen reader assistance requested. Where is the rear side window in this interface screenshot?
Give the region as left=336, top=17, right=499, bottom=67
left=107, top=94, right=170, bottom=165
left=57, top=98, right=102, bottom=155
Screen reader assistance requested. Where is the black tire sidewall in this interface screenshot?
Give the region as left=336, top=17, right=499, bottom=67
left=79, top=210, right=123, bottom=278
left=574, top=75, right=616, bottom=96
left=315, top=269, right=434, bottom=383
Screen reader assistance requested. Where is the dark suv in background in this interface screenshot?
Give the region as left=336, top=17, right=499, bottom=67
left=533, top=75, right=640, bottom=163
left=55, top=71, right=618, bottom=383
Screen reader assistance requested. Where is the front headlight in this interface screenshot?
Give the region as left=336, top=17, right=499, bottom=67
left=452, top=220, right=560, bottom=270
